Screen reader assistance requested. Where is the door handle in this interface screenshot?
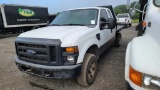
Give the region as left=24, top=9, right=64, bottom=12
left=96, top=33, right=101, bottom=40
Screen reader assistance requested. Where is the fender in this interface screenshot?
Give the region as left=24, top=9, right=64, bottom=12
left=76, top=38, right=99, bottom=64
left=125, top=42, right=131, bottom=81
left=126, top=35, right=160, bottom=77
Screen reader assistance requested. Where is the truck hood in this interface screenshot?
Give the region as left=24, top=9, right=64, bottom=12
left=18, top=26, right=93, bottom=46
left=131, top=35, right=160, bottom=77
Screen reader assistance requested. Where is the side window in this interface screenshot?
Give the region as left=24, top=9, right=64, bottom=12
left=100, top=9, right=109, bottom=22
left=107, top=9, right=113, bottom=18
left=128, top=14, right=130, bottom=17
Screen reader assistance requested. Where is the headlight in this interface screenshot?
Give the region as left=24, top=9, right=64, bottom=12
left=143, top=75, right=160, bottom=89
left=63, top=46, right=79, bottom=65
left=67, top=56, right=75, bottom=62
left=129, top=66, right=160, bottom=89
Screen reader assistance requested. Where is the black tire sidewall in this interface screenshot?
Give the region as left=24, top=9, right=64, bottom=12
left=77, top=54, right=97, bottom=86
left=126, top=83, right=134, bottom=90
left=129, top=23, right=132, bottom=27
left=115, top=33, right=122, bottom=47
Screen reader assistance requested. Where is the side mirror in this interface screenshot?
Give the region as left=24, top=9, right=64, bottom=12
left=100, top=17, right=107, bottom=22
left=100, top=18, right=116, bottom=30
left=108, top=18, right=116, bottom=29
left=129, top=8, right=136, bottom=17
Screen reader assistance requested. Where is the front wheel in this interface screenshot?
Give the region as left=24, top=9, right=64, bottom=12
left=77, top=53, right=97, bottom=86
left=126, top=82, right=134, bottom=90
left=129, top=23, right=132, bottom=27
left=114, top=33, right=122, bottom=47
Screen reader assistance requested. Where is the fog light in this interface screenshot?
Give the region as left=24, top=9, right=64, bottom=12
left=67, top=56, right=74, bottom=62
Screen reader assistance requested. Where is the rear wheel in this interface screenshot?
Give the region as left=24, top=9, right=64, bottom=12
left=129, top=23, right=132, bottom=27
left=77, top=53, right=97, bottom=86
left=114, top=33, right=122, bottom=47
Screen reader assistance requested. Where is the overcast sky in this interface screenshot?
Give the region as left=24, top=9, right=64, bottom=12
left=0, top=0, right=136, bottom=14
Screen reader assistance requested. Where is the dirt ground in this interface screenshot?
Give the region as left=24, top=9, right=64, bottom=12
left=0, top=24, right=137, bottom=90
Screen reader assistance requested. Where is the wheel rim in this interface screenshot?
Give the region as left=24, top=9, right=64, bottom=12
left=87, top=61, right=96, bottom=81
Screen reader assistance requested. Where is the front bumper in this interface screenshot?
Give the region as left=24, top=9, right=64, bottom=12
left=126, top=82, right=134, bottom=90
left=117, top=22, right=129, bottom=25
left=15, top=56, right=81, bottom=79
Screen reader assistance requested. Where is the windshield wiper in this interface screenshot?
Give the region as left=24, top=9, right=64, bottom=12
left=62, top=24, right=86, bottom=26
left=50, top=24, right=62, bottom=26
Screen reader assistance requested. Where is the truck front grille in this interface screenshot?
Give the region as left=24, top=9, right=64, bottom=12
left=50, top=46, right=56, bottom=62
left=15, top=38, right=62, bottom=65
left=17, top=43, right=48, bottom=63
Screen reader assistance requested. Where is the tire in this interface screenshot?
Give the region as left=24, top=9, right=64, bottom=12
left=77, top=53, right=97, bottom=86
left=129, top=23, right=132, bottom=27
left=126, top=83, right=134, bottom=90
left=114, top=33, right=122, bottom=47
left=137, top=29, right=143, bottom=36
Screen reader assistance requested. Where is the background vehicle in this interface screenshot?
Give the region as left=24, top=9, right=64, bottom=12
left=14, top=5, right=125, bottom=86
left=125, top=0, right=160, bottom=90
left=0, top=4, right=49, bottom=35
left=49, top=14, right=57, bottom=23
left=117, top=13, right=132, bottom=27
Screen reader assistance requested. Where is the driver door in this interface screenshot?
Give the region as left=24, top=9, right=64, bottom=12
left=99, top=9, right=112, bottom=48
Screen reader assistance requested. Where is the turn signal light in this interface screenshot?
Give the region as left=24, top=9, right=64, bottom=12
left=142, top=21, right=147, bottom=27
left=65, top=47, right=78, bottom=53
left=129, top=66, right=143, bottom=87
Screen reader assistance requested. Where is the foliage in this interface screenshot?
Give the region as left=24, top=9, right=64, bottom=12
left=114, top=1, right=140, bottom=20
left=132, top=19, right=139, bottom=23
left=114, top=5, right=128, bottom=15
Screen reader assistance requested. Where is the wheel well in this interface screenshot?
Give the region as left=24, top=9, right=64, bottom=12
left=86, top=45, right=99, bottom=59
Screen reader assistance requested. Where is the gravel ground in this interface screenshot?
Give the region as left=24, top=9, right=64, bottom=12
left=0, top=24, right=137, bottom=90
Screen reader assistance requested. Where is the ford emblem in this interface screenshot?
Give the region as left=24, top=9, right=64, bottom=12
left=26, top=50, right=37, bottom=56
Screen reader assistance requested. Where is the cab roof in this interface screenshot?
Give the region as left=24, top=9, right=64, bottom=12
left=65, top=5, right=114, bottom=11
left=60, top=5, right=117, bottom=20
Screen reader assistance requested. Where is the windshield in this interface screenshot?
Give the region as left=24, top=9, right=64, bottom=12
left=154, top=0, right=160, bottom=7
left=50, top=9, right=98, bottom=26
left=117, top=14, right=129, bottom=18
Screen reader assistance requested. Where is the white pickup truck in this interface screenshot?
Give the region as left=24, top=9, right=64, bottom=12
left=14, top=5, right=124, bottom=86
left=117, top=13, right=132, bottom=27
left=125, top=0, right=160, bottom=90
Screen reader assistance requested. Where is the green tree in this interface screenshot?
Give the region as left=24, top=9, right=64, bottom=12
left=114, top=5, right=128, bottom=15
left=114, top=1, right=140, bottom=19
left=132, top=13, right=139, bottom=19
left=130, top=1, right=140, bottom=8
